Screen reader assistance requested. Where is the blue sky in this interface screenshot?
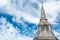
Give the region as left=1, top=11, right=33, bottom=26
left=0, top=0, right=60, bottom=40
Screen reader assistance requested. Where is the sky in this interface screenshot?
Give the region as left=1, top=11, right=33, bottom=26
left=0, top=0, right=60, bottom=40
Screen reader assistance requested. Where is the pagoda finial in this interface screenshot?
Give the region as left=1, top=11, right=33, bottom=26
left=40, top=2, right=46, bottom=19
left=41, top=1, right=43, bottom=4
left=41, top=0, right=43, bottom=5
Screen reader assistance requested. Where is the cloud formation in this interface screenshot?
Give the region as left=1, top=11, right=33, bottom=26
left=0, top=0, right=60, bottom=40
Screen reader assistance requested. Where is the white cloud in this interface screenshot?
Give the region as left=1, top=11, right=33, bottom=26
left=53, top=31, right=60, bottom=40
left=0, top=17, right=33, bottom=40
left=0, top=17, right=7, bottom=25
left=0, top=0, right=10, bottom=7
left=17, top=36, right=33, bottom=40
